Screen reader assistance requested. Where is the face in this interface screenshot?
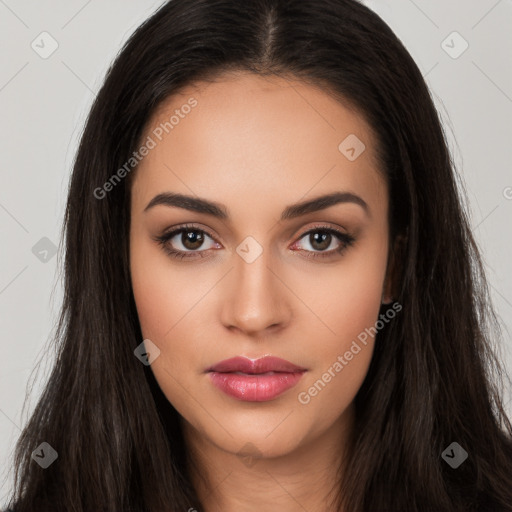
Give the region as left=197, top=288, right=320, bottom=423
left=129, top=71, right=393, bottom=461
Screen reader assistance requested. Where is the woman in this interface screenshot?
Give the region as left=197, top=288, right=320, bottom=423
left=5, top=0, right=512, bottom=511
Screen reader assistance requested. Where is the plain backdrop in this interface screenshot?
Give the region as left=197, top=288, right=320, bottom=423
left=1, top=0, right=511, bottom=505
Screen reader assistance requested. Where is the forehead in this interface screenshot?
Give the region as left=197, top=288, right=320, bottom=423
left=131, top=71, right=387, bottom=217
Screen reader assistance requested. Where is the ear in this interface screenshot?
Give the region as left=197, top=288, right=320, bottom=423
left=381, top=233, right=406, bottom=305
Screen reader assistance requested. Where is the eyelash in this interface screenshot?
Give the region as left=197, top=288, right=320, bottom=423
left=152, top=223, right=356, bottom=261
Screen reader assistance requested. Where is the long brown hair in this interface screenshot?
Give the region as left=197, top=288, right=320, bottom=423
left=6, top=0, right=512, bottom=510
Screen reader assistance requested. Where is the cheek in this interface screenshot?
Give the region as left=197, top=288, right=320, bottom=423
left=294, top=231, right=388, bottom=346
left=290, top=295, right=382, bottom=415
left=293, top=235, right=389, bottom=413
left=129, top=233, right=215, bottom=388
left=130, top=229, right=201, bottom=340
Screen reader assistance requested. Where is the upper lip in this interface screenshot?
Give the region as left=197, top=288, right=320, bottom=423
left=206, top=356, right=306, bottom=374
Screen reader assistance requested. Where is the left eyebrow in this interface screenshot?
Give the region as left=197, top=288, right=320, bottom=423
left=281, top=191, right=370, bottom=219
left=143, top=191, right=370, bottom=219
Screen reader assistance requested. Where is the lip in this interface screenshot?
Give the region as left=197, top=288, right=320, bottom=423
left=206, top=356, right=307, bottom=402
left=206, top=356, right=306, bottom=374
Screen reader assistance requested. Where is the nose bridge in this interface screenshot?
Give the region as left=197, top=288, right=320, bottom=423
left=222, top=236, right=289, bottom=334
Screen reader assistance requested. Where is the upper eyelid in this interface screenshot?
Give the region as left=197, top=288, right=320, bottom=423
left=163, top=223, right=217, bottom=242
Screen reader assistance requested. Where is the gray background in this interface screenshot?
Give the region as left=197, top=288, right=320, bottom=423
left=1, top=0, right=511, bottom=504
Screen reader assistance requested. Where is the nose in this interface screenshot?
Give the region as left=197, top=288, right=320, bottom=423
left=220, top=245, right=292, bottom=338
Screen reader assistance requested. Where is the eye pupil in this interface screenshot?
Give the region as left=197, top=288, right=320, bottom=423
left=183, top=230, right=204, bottom=249
left=310, top=231, right=331, bottom=251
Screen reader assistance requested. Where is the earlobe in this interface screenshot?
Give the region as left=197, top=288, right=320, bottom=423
left=381, top=285, right=394, bottom=305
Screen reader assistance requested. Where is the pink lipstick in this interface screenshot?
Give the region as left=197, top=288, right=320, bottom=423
left=206, top=356, right=307, bottom=402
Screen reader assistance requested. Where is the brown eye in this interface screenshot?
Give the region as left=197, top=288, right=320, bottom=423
left=292, top=226, right=356, bottom=260
left=153, top=224, right=219, bottom=260
left=181, top=230, right=206, bottom=250
left=308, top=231, right=332, bottom=251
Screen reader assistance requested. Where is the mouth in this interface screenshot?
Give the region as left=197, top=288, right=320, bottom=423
left=206, top=356, right=307, bottom=402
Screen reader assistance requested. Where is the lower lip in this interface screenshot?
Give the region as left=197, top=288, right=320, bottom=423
left=208, top=371, right=306, bottom=401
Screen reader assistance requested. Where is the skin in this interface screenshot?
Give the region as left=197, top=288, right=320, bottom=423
left=129, top=71, right=395, bottom=512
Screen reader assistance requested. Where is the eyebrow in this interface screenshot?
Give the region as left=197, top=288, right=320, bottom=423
left=143, top=191, right=370, bottom=220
